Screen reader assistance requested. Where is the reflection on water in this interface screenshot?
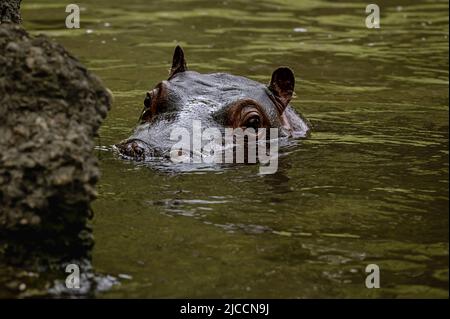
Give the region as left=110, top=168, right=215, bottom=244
left=15, top=0, right=449, bottom=297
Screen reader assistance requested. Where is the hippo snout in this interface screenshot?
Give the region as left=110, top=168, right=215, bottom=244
left=115, top=139, right=148, bottom=159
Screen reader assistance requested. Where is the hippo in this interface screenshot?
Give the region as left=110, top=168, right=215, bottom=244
left=115, top=46, right=310, bottom=166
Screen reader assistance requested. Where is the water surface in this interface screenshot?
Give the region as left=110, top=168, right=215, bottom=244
left=21, top=0, right=449, bottom=298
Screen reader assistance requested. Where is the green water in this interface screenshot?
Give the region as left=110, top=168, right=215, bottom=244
left=22, top=0, right=448, bottom=298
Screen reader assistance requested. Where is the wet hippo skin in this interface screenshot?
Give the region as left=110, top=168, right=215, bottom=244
left=116, top=45, right=310, bottom=159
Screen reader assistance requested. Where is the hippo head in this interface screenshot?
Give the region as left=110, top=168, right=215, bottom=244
left=115, top=46, right=310, bottom=161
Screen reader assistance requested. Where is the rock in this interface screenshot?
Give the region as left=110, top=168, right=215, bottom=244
left=0, top=23, right=112, bottom=265
left=0, top=0, right=22, bottom=24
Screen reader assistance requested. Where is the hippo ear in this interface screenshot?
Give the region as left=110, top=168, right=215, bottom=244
left=268, top=67, right=295, bottom=110
left=169, top=45, right=187, bottom=79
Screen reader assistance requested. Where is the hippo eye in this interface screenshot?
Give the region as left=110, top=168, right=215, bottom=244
left=144, top=91, right=152, bottom=108
left=140, top=91, right=153, bottom=122
left=241, top=108, right=263, bottom=130
left=225, top=99, right=269, bottom=130
left=139, top=84, right=168, bottom=123
left=244, top=115, right=261, bottom=130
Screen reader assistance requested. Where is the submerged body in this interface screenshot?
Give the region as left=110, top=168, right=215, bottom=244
left=116, top=46, right=310, bottom=159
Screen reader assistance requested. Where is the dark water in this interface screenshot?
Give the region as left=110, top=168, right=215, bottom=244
left=19, top=0, right=448, bottom=297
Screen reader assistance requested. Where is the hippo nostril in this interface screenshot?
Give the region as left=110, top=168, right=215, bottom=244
left=131, top=141, right=144, bottom=156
